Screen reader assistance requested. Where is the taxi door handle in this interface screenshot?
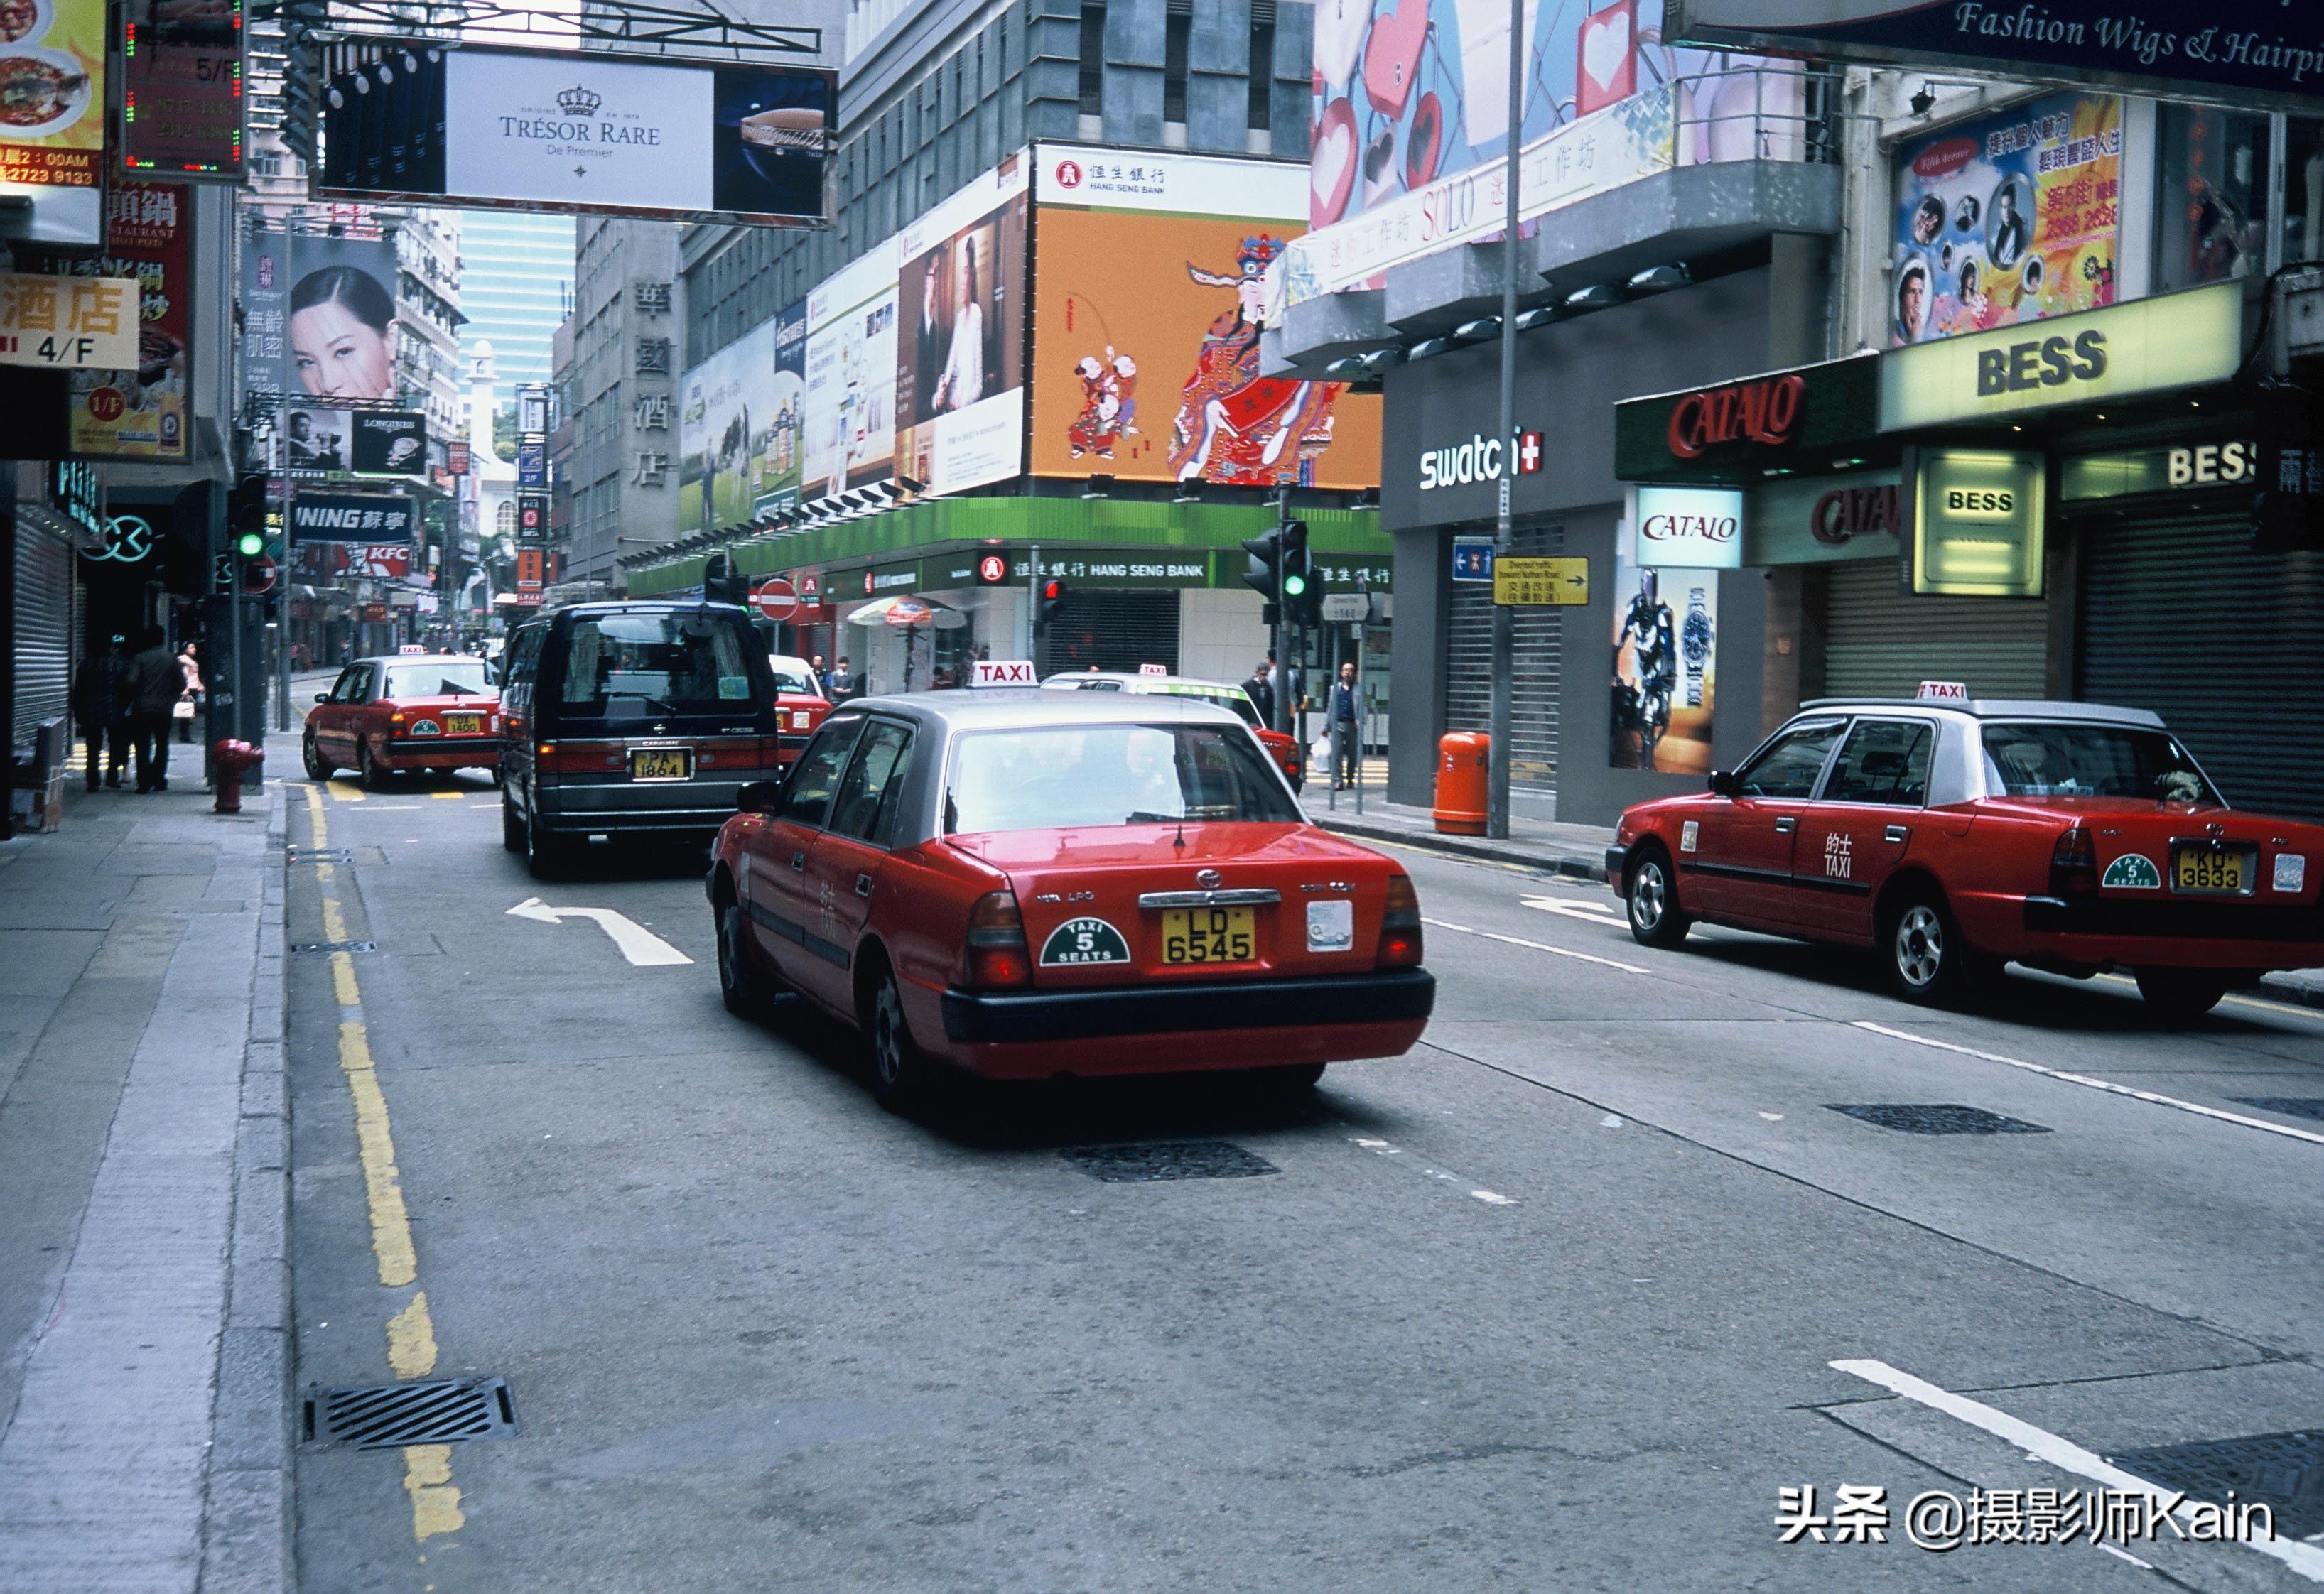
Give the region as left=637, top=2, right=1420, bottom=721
left=1773, top=817, right=1796, bottom=835
left=1885, top=824, right=1910, bottom=843
left=790, top=850, right=806, bottom=872
left=855, top=874, right=873, bottom=898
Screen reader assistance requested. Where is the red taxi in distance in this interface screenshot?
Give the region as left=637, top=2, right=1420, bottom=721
left=707, top=692, right=1432, bottom=1108
left=1042, top=670, right=1304, bottom=790
left=767, top=654, right=831, bottom=764
left=304, top=654, right=500, bottom=787
left=1606, top=696, right=2324, bottom=1017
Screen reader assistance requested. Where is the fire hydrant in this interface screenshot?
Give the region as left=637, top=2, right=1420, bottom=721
left=211, top=739, right=262, bottom=814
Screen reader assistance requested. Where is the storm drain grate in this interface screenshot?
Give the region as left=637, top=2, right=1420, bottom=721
left=2232, top=1097, right=2324, bottom=1124
left=287, top=847, right=354, bottom=864
left=306, top=1377, right=519, bottom=1450
left=1825, top=1103, right=2050, bottom=1135
left=2112, top=1430, right=2324, bottom=1539
left=294, top=940, right=376, bottom=955
left=1060, top=1140, right=1279, bottom=1183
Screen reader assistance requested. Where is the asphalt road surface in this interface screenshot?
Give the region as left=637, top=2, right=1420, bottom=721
left=282, top=763, right=2324, bottom=1593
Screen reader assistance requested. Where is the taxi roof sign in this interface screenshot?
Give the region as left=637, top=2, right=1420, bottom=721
left=972, top=659, right=1037, bottom=688
left=1138, top=663, right=1168, bottom=676
left=1916, top=680, right=1969, bottom=701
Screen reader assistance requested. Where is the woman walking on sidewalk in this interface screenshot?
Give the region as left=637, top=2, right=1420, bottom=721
left=174, top=641, right=205, bottom=744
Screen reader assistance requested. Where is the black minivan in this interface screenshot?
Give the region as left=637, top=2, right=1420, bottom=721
left=498, top=601, right=787, bottom=876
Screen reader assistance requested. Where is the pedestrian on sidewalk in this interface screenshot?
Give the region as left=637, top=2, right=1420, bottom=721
left=71, top=636, right=132, bottom=791
left=1241, top=659, right=1274, bottom=726
left=174, top=639, right=205, bottom=744
left=126, top=627, right=188, bottom=792
left=1329, top=661, right=1360, bottom=789
left=828, top=656, right=855, bottom=700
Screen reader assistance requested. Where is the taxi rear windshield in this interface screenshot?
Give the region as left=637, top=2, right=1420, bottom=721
left=1981, top=721, right=2220, bottom=805
left=559, top=612, right=762, bottom=722
left=946, top=724, right=1297, bottom=833
left=384, top=661, right=490, bottom=698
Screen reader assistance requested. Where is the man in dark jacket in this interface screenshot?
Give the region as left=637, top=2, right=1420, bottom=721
left=71, top=636, right=131, bottom=791
left=126, top=627, right=187, bottom=792
left=1240, top=660, right=1274, bottom=727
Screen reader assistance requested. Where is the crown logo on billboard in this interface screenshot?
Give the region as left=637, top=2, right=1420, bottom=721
left=556, top=85, right=602, bottom=116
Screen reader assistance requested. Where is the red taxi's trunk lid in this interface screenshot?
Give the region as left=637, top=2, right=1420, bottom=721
left=396, top=694, right=499, bottom=739
left=948, top=823, right=1396, bottom=985
left=1996, top=798, right=2324, bottom=904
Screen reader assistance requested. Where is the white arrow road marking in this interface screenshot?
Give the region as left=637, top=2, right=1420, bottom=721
left=1831, top=1357, right=2324, bottom=1583
left=1521, top=894, right=1630, bottom=927
left=507, top=898, right=693, bottom=966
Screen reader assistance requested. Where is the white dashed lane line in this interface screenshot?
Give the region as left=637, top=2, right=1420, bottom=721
left=1348, top=1134, right=1516, bottom=1206
left=1422, top=916, right=1651, bottom=975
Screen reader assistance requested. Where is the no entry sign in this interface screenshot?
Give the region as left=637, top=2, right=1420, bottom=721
left=753, top=578, right=798, bottom=622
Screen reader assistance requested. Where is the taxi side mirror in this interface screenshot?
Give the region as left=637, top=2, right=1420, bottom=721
left=313, top=693, right=330, bottom=703
left=1707, top=769, right=1739, bottom=798
left=737, top=779, right=784, bottom=815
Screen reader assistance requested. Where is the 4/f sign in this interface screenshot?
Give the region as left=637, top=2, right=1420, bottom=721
left=1493, top=556, right=1590, bottom=607
left=0, top=274, right=141, bottom=369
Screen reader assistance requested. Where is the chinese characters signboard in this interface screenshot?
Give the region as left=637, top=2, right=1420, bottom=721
left=0, top=0, right=107, bottom=244
left=18, top=181, right=190, bottom=455
left=0, top=273, right=140, bottom=369
left=120, top=0, right=245, bottom=180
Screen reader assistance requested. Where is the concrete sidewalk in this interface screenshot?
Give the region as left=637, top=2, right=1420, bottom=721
left=0, top=767, right=291, bottom=1593
left=1295, top=783, right=2324, bottom=1013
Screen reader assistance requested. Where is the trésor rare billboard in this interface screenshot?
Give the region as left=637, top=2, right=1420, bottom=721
left=311, top=39, right=835, bottom=227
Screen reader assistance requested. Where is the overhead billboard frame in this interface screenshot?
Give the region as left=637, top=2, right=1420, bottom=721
left=303, top=34, right=836, bottom=228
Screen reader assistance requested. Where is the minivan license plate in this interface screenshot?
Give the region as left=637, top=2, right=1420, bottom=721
left=1161, top=906, right=1255, bottom=964
left=629, top=748, right=693, bottom=781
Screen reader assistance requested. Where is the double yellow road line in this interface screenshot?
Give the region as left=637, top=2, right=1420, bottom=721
left=303, top=785, right=465, bottom=1546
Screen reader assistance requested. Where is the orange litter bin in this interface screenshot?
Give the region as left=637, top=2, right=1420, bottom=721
left=1432, top=732, right=1489, bottom=835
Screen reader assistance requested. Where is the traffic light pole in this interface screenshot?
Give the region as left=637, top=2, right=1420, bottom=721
left=1273, top=492, right=1290, bottom=736
left=1484, top=0, right=1523, bottom=841
left=1027, top=541, right=1039, bottom=663
left=276, top=476, right=292, bottom=730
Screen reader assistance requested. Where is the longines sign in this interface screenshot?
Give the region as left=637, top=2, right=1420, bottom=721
left=1670, top=1, right=2324, bottom=112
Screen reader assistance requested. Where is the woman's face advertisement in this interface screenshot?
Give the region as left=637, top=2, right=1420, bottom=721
left=291, top=296, right=396, bottom=399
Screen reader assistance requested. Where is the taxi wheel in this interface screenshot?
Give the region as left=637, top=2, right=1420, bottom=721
left=1883, top=891, right=1969, bottom=1005
left=718, top=901, right=771, bottom=1017
left=1625, top=847, right=1691, bottom=948
left=357, top=739, right=390, bottom=791
left=2134, top=968, right=2229, bottom=1021
left=301, top=731, right=333, bottom=782
left=865, top=966, right=929, bottom=1113
left=1250, top=1062, right=1327, bottom=1102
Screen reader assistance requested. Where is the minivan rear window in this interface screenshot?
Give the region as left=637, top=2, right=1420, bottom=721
left=558, top=612, right=763, bottom=722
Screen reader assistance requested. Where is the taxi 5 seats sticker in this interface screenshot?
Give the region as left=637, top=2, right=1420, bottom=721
left=1041, top=916, right=1132, bottom=965
left=2102, top=854, right=2162, bottom=890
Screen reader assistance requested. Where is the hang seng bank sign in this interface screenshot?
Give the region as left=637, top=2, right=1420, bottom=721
left=1670, top=1, right=2324, bottom=112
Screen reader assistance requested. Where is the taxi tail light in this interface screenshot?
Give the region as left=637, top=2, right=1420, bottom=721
left=965, top=891, right=1032, bottom=989
left=2050, top=826, right=2099, bottom=898
left=1377, top=874, right=1423, bottom=968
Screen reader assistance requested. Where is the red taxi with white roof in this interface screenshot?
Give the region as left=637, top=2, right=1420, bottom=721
left=304, top=654, right=499, bottom=787
left=1042, top=668, right=1304, bottom=790
left=767, top=653, right=831, bottom=764
left=1606, top=685, right=2324, bottom=1016
left=707, top=688, right=1432, bottom=1108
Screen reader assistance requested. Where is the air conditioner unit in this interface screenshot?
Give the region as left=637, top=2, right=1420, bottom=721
left=2273, top=265, right=2324, bottom=367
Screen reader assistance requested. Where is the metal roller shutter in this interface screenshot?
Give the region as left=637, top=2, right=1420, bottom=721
left=13, top=517, right=73, bottom=744
left=1813, top=559, right=2048, bottom=701
left=2078, top=512, right=2324, bottom=821
left=1036, top=587, right=1182, bottom=676
left=1444, top=521, right=1560, bottom=791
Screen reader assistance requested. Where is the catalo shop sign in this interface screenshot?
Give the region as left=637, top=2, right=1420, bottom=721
left=1615, top=354, right=1881, bottom=483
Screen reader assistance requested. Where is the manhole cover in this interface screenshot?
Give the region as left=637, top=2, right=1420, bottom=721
left=1825, top=1103, right=2050, bottom=1135
left=288, top=847, right=354, bottom=864
left=306, top=1377, right=518, bottom=1451
left=294, top=940, right=376, bottom=955
left=2113, top=1430, right=2324, bottom=1539
left=1060, top=1141, right=1279, bottom=1183
left=2232, top=1097, right=2324, bottom=1124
